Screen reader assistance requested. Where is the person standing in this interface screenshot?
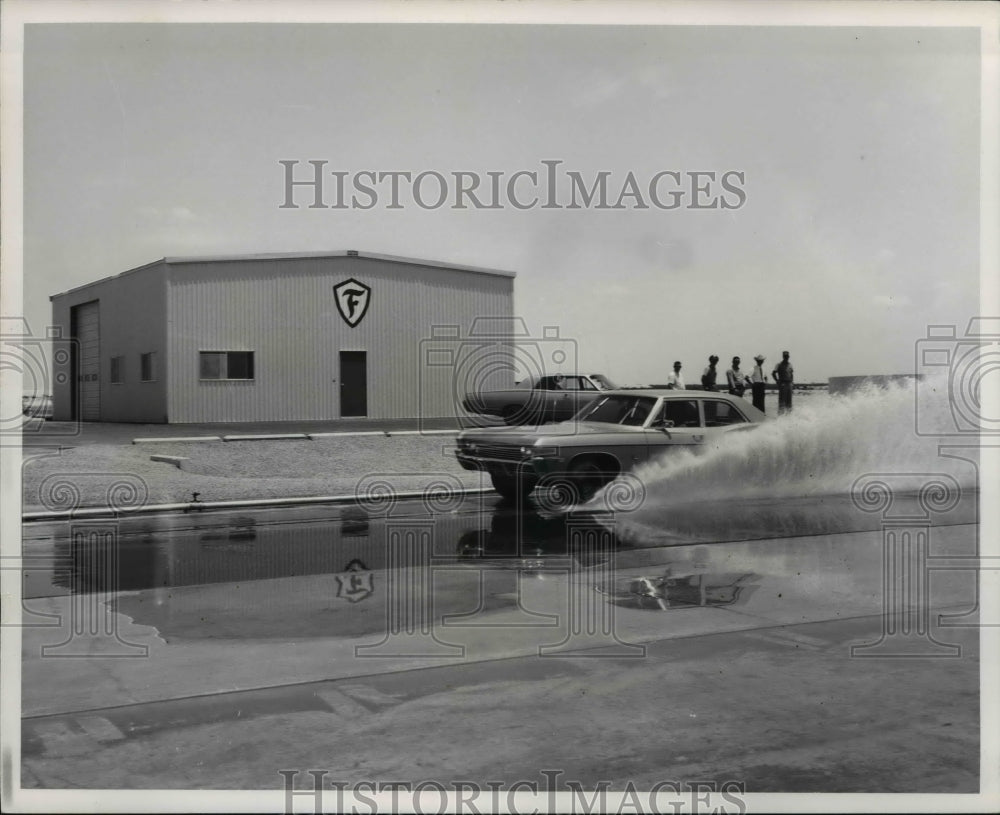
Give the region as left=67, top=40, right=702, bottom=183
left=666, top=361, right=686, bottom=390
left=772, top=350, right=795, bottom=414
left=750, top=354, right=767, bottom=412
left=701, top=355, right=720, bottom=391
left=725, top=356, right=750, bottom=397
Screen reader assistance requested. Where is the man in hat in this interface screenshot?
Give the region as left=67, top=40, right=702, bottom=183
left=666, top=360, right=685, bottom=390
left=701, top=355, right=720, bottom=391
left=772, top=350, right=795, bottom=414
left=725, top=356, right=750, bottom=397
left=750, top=354, right=768, bottom=412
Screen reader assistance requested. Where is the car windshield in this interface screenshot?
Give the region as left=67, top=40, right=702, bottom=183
left=589, top=374, right=617, bottom=390
left=574, top=395, right=657, bottom=426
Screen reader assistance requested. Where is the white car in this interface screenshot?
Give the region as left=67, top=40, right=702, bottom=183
left=456, top=389, right=767, bottom=502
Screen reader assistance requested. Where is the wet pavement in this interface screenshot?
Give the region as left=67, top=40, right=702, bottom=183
left=17, top=491, right=984, bottom=793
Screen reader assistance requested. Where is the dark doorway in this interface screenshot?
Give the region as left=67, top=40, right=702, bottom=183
left=70, top=301, right=101, bottom=421
left=339, top=351, right=367, bottom=417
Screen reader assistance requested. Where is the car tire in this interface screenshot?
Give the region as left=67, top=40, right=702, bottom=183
left=570, top=458, right=613, bottom=501
left=489, top=470, right=536, bottom=502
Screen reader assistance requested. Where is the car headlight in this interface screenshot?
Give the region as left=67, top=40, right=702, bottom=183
left=523, top=446, right=560, bottom=458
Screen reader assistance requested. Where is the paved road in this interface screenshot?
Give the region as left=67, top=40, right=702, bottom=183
left=16, top=495, right=983, bottom=796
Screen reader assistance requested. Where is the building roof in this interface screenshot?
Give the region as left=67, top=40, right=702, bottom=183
left=50, top=250, right=516, bottom=299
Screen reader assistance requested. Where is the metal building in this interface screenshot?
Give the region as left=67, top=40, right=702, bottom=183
left=50, top=251, right=516, bottom=423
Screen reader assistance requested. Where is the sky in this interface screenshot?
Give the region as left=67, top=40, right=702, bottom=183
left=13, top=6, right=990, bottom=385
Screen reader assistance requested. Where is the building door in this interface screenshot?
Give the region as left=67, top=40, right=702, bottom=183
left=339, top=351, right=367, bottom=417
left=71, top=301, right=101, bottom=421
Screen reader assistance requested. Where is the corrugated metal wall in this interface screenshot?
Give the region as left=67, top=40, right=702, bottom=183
left=50, top=263, right=168, bottom=422
left=166, top=255, right=514, bottom=422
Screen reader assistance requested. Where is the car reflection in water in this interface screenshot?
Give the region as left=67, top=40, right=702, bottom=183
left=599, top=570, right=758, bottom=611
left=455, top=506, right=620, bottom=570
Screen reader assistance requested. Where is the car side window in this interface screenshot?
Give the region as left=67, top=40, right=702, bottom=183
left=702, top=400, right=748, bottom=427
left=656, top=399, right=701, bottom=428
left=579, top=377, right=597, bottom=391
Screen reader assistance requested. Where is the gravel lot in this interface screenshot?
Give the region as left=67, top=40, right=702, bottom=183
left=21, top=434, right=483, bottom=512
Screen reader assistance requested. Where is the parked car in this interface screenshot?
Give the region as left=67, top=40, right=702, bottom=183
left=22, top=394, right=54, bottom=420
left=455, top=389, right=767, bottom=502
left=462, top=373, right=617, bottom=425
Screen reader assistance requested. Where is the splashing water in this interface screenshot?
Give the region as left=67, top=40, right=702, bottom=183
left=612, top=374, right=978, bottom=514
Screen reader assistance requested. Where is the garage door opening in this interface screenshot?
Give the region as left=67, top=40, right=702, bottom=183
left=70, top=300, right=101, bottom=421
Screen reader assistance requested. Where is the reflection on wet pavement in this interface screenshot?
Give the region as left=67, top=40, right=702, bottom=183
left=20, top=487, right=979, bottom=644
left=599, top=571, right=758, bottom=611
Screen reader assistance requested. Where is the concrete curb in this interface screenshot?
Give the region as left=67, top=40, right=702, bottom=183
left=131, top=429, right=462, bottom=444
left=222, top=433, right=310, bottom=442
left=132, top=436, right=222, bottom=444
left=22, top=486, right=496, bottom=522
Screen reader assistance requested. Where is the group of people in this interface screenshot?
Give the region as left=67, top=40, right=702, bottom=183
left=665, top=351, right=795, bottom=414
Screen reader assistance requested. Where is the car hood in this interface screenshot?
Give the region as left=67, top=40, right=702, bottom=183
left=458, top=421, right=641, bottom=446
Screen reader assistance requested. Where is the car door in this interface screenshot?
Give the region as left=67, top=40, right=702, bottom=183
left=642, top=397, right=706, bottom=462
left=700, top=398, right=752, bottom=436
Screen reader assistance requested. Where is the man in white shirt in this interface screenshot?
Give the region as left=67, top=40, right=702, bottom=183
left=666, top=360, right=685, bottom=390
left=725, top=356, right=750, bottom=397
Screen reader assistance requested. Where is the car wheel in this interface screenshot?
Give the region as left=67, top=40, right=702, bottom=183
left=489, top=470, right=536, bottom=502
left=570, top=458, right=612, bottom=501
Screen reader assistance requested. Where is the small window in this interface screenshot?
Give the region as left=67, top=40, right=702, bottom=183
left=579, top=377, right=598, bottom=391
left=200, top=351, right=255, bottom=381
left=110, top=356, right=125, bottom=384
left=703, top=399, right=748, bottom=427
left=140, top=352, right=156, bottom=382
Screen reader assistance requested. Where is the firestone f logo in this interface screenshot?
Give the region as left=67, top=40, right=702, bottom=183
left=333, top=279, right=372, bottom=328
left=335, top=559, right=375, bottom=603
